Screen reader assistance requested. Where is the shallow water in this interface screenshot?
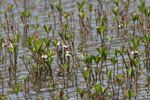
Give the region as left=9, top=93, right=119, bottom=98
left=0, top=0, right=150, bottom=99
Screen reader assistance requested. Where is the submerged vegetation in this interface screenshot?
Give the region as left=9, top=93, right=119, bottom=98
left=0, top=0, right=150, bottom=99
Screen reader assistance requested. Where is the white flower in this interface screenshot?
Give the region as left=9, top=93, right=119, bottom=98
left=131, top=49, right=138, bottom=55
left=143, top=42, right=147, bottom=46
left=65, top=50, right=71, bottom=57
left=84, top=67, right=88, bottom=70
left=5, top=4, right=10, bottom=7
left=57, top=40, right=63, bottom=46
left=66, top=53, right=71, bottom=57
left=66, top=50, right=70, bottom=54
left=2, top=41, right=7, bottom=47
left=135, top=51, right=138, bottom=53
left=63, top=43, right=69, bottom=48
left=67, top=16, right=70, bottom=19
left=41, top=52, right=48, bottom=58
left=93, top=9, right=96, bottom=14
left=8, top=41, right=13, bottom=48
left=41, top=55, right=48, bottom=58
left=80, top=52, right=86, bottom=58
left=118, top=24, right=123, bottom=28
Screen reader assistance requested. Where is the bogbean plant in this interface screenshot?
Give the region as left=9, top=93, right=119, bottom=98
left=0, top=0, right=150, bottom=100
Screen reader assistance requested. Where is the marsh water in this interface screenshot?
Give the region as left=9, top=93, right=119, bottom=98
left=0, top=0, right=150, bottom=99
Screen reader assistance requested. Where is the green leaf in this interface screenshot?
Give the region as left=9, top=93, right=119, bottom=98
left=86, top=4, right=93, bottom=12
left=127, top=90, right=134, bottom=99
left=1, top=95, right=8, bottom=100
left=34, top=39, right=43, bottom=53
left=40, top=95, right=44, bottom=100
left=47, top=13, right=53, bottom=18
left=82, top=69, right=90, bottom=80
left=93, top=84, right=100, bottom=94
left=34, top=16, right=38, bottom=21
left=13, top=45, right=18, bottom=56
left=113, top=17, right=117, bottom=22
left=78, top=12, right=86, bottom=19
left=100, top=85, right=104, bottom=95
left=64, top=12, right=70, bottom=19
left=133, top=58, right=140, bottom=67
left=56, top=3, right=62, bottom=12
left=43, top=25, right=50, bottom=33
left=77, top=1, right=85, bottom=11
left=97, top=48, right=103, bottom=56
left=59, top=32, right=64, bottom=40
left=44, top=38, right=51, bottom=47
left=46, top=49, right=55, bottom=57
left=3, top=11, right=7, bottom=19
left=114, top=0, right=119, bottom=6
left=113, top=48, right=118, bottom=57
left=81, top=1, right=85, bottom=9
left=65, top=33, right=72, bottom=42
left=53, top=39, right=58, bottom=47
left=27, top=35, right=35, bottom=46
left=120, top=46, right=125, bottom=55
left=10, top=4, right=14, bottom=10
left=106, top=36, right=114, bottom=41
left=83, top=53, right=93, bottom=65
left=25, top=12, right=31, bottom=18
left=61, top=64, right=67, bottom=70
left=78, top=88, right=85, bottom=99
left=128, top=68, right=134, bottom=78
left=131, top=14, right=138, bottom=22
left=97, top=0, right=101, bottom=3
left=102, top=48, right=108, bottom=60
left=0, top=37, right=4, bottom=47
left=138, top=0, right=145, bottom=13
left=115, top=74, right=123, bottom=84
left=144, top=8, right=150, bottom=17
left=78, top=62, right=82, bottom=68
left=47, top=58, right=53, bottom=66
left=131, top=37, right=140, bottom=50
left=2, top=23, right=6, bottom=30
left=14, top=34, right=20, bottom=43
left=12, top=84, right=21, bottom=95
left=113, top=7, right=118, bottom=16
left=7, top=47, right=13, bottom=53
left=107, top=70, right=112, bottom=81
left=93, top=54, right=101, bottom=64
left=96, top=25, right=107, bottom=35
left=77, top=2, right=80, bottom=7
left=50, top=3, right=54, bottom=10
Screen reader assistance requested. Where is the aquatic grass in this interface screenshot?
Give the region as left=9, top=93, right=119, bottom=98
left=12, top=84, right=21, bottom=100
left=96, top=25, right=107, bottom=48
left=0, top=0, right=150, bottom=99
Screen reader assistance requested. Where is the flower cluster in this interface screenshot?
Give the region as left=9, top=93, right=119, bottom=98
left=142, top=42, right=147, bottom=46
left=57, top=40, right=63, bottom=46
left=2, top=40, right=13, bottom=48
left=93, top=9, right=96, bottom=14
left=57, top=40, right=69, bottom=48
left=80, top=52, right=86, bottom=58
left=5, top=4, right=10, bottom=7
left=65, top=49, right=71, bottom=57
left=118, top=21, right=124, bottom=28
left=131, top=49, right=138, bottom=55
left=2, top=40, right=7, bottom=47
left=41, top=52, right=48, bottom=58
left=63, top=43, right=69, bottom=48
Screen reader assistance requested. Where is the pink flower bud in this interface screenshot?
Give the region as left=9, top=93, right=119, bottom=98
left=5, top=4, right=10, bottom=7
left=93, top=9, right=96, bottom=13
left=143, top=42, right=147, bottom=46
left=10, top=25, right=13, bottom=28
